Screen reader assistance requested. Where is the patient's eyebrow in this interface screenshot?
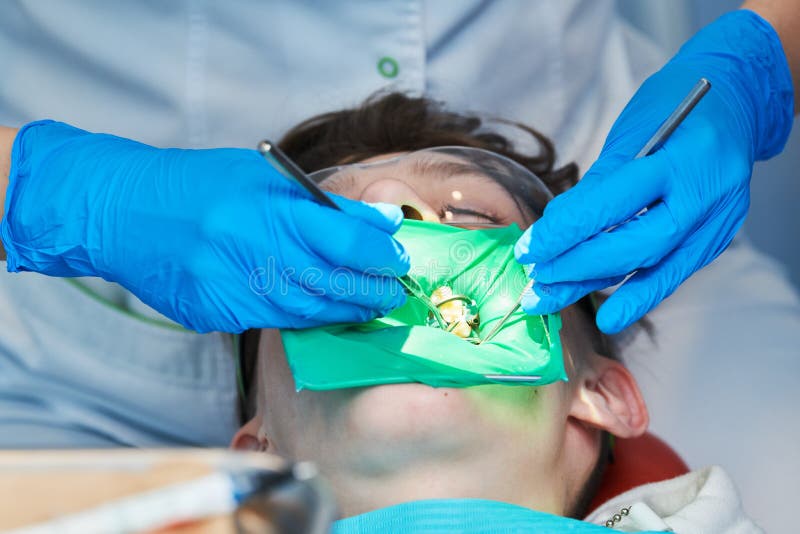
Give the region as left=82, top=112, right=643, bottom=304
left=410, top=159, right=489, bottom=183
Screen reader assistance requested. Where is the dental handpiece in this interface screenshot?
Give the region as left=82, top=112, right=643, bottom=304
left=257, top=141, right=448, bottom=329
left=479, top=78, right=712, bottom=346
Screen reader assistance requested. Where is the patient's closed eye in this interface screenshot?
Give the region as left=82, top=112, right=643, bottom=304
left=440, top=205, right=498, bottom=224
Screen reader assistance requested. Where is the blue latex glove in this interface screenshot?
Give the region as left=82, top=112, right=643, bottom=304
left=1, top=121, right=409, bottom=333
left=515, top=10, right=794, bottom=334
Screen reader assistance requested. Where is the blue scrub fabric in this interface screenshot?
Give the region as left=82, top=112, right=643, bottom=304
left=0, top=271, right=239, bottom=447
left=332, top=499, right=660, bottom=533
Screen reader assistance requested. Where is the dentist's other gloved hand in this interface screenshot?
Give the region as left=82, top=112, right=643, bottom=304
left=1, top=121, right=409, bottom=333
left=515, top=10, right=794, bottom=334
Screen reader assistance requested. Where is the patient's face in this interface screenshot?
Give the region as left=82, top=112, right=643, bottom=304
left=237, top=151, right=647, bottom=518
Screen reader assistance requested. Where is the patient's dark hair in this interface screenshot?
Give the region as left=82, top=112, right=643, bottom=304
left=281, top=92, right=579, bottom=204
left=240, top=92, right=617, bottom=517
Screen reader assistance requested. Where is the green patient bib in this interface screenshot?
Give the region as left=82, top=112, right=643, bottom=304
left=281, top=220, right=566, bottom=390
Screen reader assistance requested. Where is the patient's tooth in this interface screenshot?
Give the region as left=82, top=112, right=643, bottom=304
left=427, top=285, right=481, bottom=341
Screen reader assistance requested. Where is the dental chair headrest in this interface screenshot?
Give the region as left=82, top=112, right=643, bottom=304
left=589, top=432, right=689, bottom=513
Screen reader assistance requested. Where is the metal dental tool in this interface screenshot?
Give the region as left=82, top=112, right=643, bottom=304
left=483, top=374, right=542, bottom=382
left=257, top=140, right=448, bottom=329
left=479, top=78, right=712, bottom=346
left=477, top=286, right=528, bottom=347
left=634, top=78, right=711, bottom=159
left=259, top=141, right=341, bottom=210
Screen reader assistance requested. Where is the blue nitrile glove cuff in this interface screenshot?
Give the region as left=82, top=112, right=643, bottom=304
left=3, top=120, right=183, bottom=280
left=2, top=120, right=60, bottom=274
left=665, top=10, right=793, bottom=160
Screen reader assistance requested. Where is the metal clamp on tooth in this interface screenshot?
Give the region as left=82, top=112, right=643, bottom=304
left=427, top=286, right=481, bottom=344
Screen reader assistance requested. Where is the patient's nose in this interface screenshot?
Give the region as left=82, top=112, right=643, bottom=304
left=360, top=178, right=439, bottom=222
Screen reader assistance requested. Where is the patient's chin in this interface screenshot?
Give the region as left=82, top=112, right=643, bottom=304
left=345, top=384, right=480, bottom=446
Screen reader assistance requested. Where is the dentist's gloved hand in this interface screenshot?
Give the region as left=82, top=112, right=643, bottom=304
left=515, top=10, right=794, bottom=334
left=1, top=121, right=409, bottom=333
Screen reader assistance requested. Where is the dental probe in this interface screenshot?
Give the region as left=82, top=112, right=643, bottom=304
left=259, top=141, right=341, bottom=210
left=257, top=141, right=448, bottom=329
left=479, top=78, right=712, bottom=346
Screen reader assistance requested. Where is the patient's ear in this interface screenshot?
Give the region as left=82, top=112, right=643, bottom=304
left=231, top=416, right=268, bottom=452
left=568, top=356, right=649, bottom=438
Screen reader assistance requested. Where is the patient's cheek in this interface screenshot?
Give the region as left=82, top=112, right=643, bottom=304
left=346, top=384, right=478, bottom=442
